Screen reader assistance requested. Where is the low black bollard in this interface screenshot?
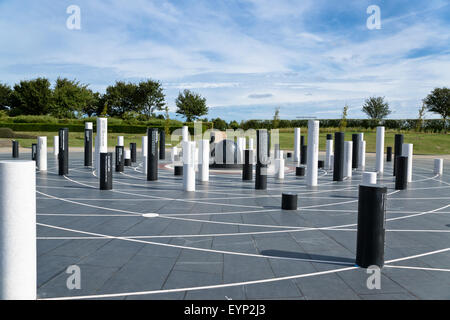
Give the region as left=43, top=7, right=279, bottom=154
left=282, top=193, right=298, bottom=210
left=12, top=141, right=19, bottom=158
left=296, top=166, right=305, bottom=176
left=130, top=143, right=137, bottom=163
left=326, top=134, right=333, bottom=140
left=386, top=146, right=392, bottom=162
left=100, top=152, right=113, bottom=190
left=174, top=165, right=183, bottom=176
left=31, top=143, right=37, bottom=161
left=115, top=146, right=124, bottom=172
left=242, top=149, right=253, bottom=181
left=395, top=156, right=408, bottom=190
left=318, top=160, right=324, bottom=168
left=356, top=184, right=387, bottom=268
left=286, top=152, right=292, bottom=158
left=300, top=145, right=307, bottom=165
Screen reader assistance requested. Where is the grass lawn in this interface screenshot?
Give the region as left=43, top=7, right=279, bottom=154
left=3, top=128, right=450, bottom=155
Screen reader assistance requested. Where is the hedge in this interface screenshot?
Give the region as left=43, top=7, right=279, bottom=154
left=0, top=122, right=213, bottom=134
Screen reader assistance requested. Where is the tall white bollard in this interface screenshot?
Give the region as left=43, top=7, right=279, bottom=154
left=183, top=141, right=195, bottom=191
left=294, top=128, right=301, bottom=164
left=37, top=136, right=47, bottom=171
left=344, top=141, right=353, bottom=178
left=0, top=160, right=36, bottom=300
left=141, top=136, right=148, bottom=157
left=359, top=140, right=366, bottom=169
left=362, top=172, right=377, bottom=185
left=237, top=137, right=245, bottom=164
left=358, top=133, right=364, bottom=166
left=325, top=139, right=334, bottom=170
left=117, top=136, right=124, bottom=147
left=171, top=146, right=179, bottom=162
left=402, top=143, right=413, bottom=183
left=53, top=136, right=59, bottom=157
left=248, top=138, right=254, bottom=150
left=96, top=118, right=108, bottom=176
left=182, top=126, right=189, bottom=142
left=306, top=120, right=319, bottom=186
left=199, top=139, right=210, bottom=182
left=376, top=126, right=385, bottom=174
left=276, top=151, right=285, bottom=180
left=434, top=159, right=443, bottom=176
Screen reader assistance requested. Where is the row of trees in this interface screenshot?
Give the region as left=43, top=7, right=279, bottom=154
left=0, top=78, right=209, bottom=121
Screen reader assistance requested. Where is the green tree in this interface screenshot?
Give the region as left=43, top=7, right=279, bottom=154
left=212, top=117, right=227, bottom=131
left=10, top=78, right=52, bottom=116
left=104, top=81, right=139, bottom=118
left=50, top=78, right=96, bottom=118
left=340, top=105, right=349, bottom=131
left=423, top=87, right=449, bottom=132
left=0, top=82, right=12, bottom=111
left=164, top=106, right=170, bottom=135
left=175, top=89, right=208, bottom=122
left=229, top=120, right=239, bottom=130
left=82, top=92, right=101, bottom=117
left=362, top=96, right=391, bottom=121
left=136, top=79, right=166, bottom=119
left=272, top=107, right=280, bottom=129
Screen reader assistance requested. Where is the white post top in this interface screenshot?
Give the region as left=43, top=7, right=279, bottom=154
left=85, top=122, right=93, bottom=130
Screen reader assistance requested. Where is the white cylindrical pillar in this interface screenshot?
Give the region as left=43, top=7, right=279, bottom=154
left=199, top=139, right=210, bottom=182
left=0, top=160, right=36, bottom=300
left=306, top=120, right=319, bottom=186
left=182, top=126, right=189, bottom=142
left=37, top=136, right=47, bottom=171
left=294, top=128, right=301, bottom=163
left=248, top=138, right=254, bottom=150
left=183, top=141, right=195, bottom=191
left=434, top=159, right=443, bottom=176
left=325, top=139, right=334, bottom=170
left=376, top=126, right=385, bottom=174
left=344, top=141, right=353, bottom=178
left=359, top=140, right=366, bottom=169
left=362, top=172, right=377, bottom=185
left=276, top=151, right=285, bottom=180
left=237, top=137, right=245, bottom=164
left=117, top=136, right=124, bottom=147
left=53, top=136, right=59, bottom=156
left=96, top=118, right=108, bottom=176
left=141, top=136, right=148, bottom=157
left=402, top=143, right=413, bottom=183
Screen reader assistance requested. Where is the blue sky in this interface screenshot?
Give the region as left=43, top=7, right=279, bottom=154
left=0, top=0, right=449, bottom=121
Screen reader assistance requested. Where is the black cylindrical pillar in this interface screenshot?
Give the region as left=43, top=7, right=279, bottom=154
left=115, top=146, right=124, bottom=172
left=300, top=145, right=307, bottom=165
left=326, top=134, right=333, bottom=140
left=31, top=143, right=37, bottom=161
left=147, top=128, right=158, bottom=181
left=300, top=135, right=305, bottom=148
left=386, top=146, right=392, bottom=162
left=255, top=129, right=268, bottom=190
left=296, top=166, right=305, bottom=176
left=333, top=132, right=345, bottom=181
left=393, top=134, right=404, bottom=176
left=287, top=152, right=292, bottom=158
left=318, top=160, right=324, bottom=168
left=356, top=184, right=387, bottom=268
left=12, top=140, right=19, bottom=158
left=159, top=130, right=166, bottom=160
left=58, top=128, right=69, bottom=176
left=130, top=143, right=137, bottom=163
left=100, top=152, right=113, bottom=190
left=243, top=149, right=253, bottom=181
left=174, top=165, right=183, bottom=176
left=395, top=156, right=408, bottom=190
left=282, top=193, right=298, bottom=210
left=352, top=134, right=359, bottom=169
left=84, top=128, right=93, bottom=167
left=124, top=158, right=131, bottom=167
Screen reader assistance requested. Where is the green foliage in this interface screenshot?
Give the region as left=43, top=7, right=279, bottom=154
left=10, top=78, right=52, bottom=116
left=229, top=120, right=239, bottom=130
left=136, top=79, right=166, bottom=119
left=104, top=81, right=140, bottom=118
left=212, top=117, right=227, bottom=131
left=340, top=105, right=349, bottom=131
left=0, top=83, right=12, bottom=110
left=175, top=89, right=208, bottom=122
left=362, top=96, right=391, bottom=121
left=423, top=87, right=449, bottom=132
